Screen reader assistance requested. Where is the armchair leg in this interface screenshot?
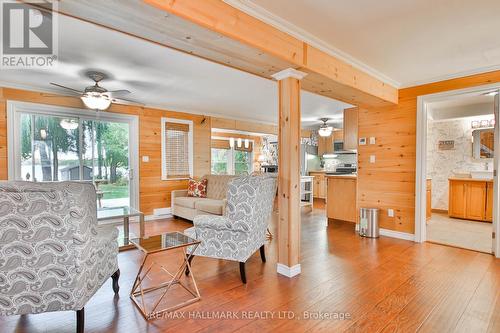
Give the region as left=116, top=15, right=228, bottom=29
left=111, top=269, right=120, bottom=294
left=260, top=245, right=266, bottom=263
left=239, top=262, right=247, bottom=284
left=76, top=308, right=84, bottom=333
left=185, top=255, right=195, bottom=276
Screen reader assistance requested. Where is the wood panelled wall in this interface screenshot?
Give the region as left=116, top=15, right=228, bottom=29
left=0, top=87, right=211, bottom=215
left=358, top=70, right=500, bottom=234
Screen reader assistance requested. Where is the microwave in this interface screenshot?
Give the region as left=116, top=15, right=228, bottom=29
left=334, top=141, right=344, bottom=151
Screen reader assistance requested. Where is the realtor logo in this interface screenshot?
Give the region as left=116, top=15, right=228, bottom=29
left=1, top=0, right=58, bottom=68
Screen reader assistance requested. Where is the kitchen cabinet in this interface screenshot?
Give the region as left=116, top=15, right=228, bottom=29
left=327, top=175, right=357, bottom=223
left=333, top=129, right=344, bottom=142
left=343, top=107, right=358, bottom=150
left=318, top=136, right=334, bottom=156
left=486, top=181, right=493, bottom=222
left=426, top=179, right=432, bottom=221
left=310, top=172, right=327, bottom=199
left=448, top=178, right=491, bottom=222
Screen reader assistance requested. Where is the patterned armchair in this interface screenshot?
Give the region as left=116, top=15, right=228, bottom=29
left=0, top=181, right=120, bottom=333
left=184, top=175, right=277, bottom=283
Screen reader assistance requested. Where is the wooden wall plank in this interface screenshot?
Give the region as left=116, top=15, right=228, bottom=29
left=358, top=70, right=500, bottom=234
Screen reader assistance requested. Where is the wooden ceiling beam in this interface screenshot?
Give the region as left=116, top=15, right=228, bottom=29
left=144, top=0, right=398, bottom=107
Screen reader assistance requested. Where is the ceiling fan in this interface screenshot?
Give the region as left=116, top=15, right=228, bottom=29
left=48, top=71, right=142, bottom=110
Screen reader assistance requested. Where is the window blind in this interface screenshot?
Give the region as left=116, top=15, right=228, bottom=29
left=164, top=121, right=190, bottom=179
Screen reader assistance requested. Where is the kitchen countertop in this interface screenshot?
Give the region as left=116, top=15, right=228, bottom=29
left=326, top=174, right=357, bottom=179
left=449, top=177, right=493, bottom=182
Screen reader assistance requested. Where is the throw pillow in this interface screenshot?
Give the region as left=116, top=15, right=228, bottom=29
left=188, top=178, right=207, bottom=198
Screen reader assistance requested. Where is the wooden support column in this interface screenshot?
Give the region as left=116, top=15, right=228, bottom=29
left=272, top=68, right=307, bottom=277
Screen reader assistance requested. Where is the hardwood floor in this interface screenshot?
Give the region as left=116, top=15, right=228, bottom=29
left=1, top=203, right=499, bottom=333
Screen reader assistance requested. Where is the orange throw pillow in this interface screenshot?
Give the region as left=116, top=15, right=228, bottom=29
left=187, top=178, right=207, bottom=198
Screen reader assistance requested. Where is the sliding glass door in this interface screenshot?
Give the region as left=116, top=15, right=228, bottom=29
left=10, top=102, right=138, bottom=209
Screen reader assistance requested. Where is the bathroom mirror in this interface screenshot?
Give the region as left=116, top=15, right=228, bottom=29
left=472, top=128, right=494, bottom=159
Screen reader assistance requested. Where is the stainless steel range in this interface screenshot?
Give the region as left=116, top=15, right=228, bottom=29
left=327, top=163, right=357, bottom=175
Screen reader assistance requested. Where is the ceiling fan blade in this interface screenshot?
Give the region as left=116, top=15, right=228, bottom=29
left=50, top=82, right=83, bottom=94
left=112, top=97, right=143, bottom=106
left=108, top=89, right=131, bottom=95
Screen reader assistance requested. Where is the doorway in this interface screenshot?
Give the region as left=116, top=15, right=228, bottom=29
left=7, top=101, right=139, bottom=209
left=416, top=84, right=500, bottom=257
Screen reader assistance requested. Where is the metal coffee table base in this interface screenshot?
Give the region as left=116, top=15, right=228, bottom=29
left=130, top=245, right=201, bottom=319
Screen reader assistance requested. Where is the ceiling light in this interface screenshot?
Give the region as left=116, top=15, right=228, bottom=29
left=60, top=119, right=79, bottom=130
left=244, top=139, right=249, bottom=149
left=485, top=91, right=498, bottom=96
left=318, top=118, right=333, bottom=137
left=237, top=138, right=242, bottom=148
left=81, top=92, right=112, bottom=110
left=229, top=137, right=235, bottom=148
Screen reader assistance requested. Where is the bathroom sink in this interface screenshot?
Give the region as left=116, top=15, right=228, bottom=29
left=470, top=171, right=494, bottom=179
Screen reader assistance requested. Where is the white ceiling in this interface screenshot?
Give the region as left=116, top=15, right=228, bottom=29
left=230, top=0, right=500, bottom=87
left=0, top=13, right=351, bottom=127
left=428, top=92, right=494, bottom=120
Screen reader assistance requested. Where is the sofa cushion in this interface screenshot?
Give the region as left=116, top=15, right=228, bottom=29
left=174, top=196, right=200, bottom=209
left=204, top=175, right=236, bottom=200
left=195, top=199, right=225, bottom=215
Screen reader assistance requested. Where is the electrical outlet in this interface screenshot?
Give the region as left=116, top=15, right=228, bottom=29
left=388, top=209, right=394, bottom=217
left=142, top=156, right=150, bottom=162
left=369, top=137, right=376, bottom=145
left=369, top=155, right=376, bottom=163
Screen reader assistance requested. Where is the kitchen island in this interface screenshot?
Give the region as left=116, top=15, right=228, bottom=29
left=326, top=174, right=357, bottom=223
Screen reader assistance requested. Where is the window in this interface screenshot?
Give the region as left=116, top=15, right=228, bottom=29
left=210, top=138, right=253, bottom=175
left=162, top=118, right=193, bottom=180
left=8, top=101, right=139, bottom=209
left=211, top=148, right=229, bottom=175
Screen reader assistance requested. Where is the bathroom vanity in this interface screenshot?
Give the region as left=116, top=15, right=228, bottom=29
left=448, top=178, right=493, bottom=222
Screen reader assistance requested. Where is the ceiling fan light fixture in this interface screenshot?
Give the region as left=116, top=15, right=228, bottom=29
left=60, top=119, right=79, bottom=130
left=318, top=118, right=333, bottom=137
left=81, top=92, right=111, bottom=110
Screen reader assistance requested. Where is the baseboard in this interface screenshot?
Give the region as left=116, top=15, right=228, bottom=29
left=431, top=209, right=448, bottom=214
left=355, top=224, right=415, bottom=241
left=145, top=207, right=173, bottom=221
left=379, top=228, right=415, bottom=241
left=277, top=263, right=301, bottom=277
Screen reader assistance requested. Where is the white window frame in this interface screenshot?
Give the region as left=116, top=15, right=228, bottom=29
left=161, top=117, right=193, bottom=180
left=6, top=100, right=140, bottom=209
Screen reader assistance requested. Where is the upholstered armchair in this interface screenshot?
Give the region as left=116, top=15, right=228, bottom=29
left=184, top=175, right=277, bottom=283
left=0, top=181, right=120, bottom=333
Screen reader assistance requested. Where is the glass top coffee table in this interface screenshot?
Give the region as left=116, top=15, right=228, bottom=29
left=129, top=232, right=201, bottom=319
left=97, top=206, right=144, bottom=251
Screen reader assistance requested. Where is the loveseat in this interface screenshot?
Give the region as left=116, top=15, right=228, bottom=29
left=171, top=175, right=236, bottom=221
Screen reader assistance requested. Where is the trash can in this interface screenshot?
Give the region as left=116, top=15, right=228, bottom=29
left=359, top=208, right=379, bottom=238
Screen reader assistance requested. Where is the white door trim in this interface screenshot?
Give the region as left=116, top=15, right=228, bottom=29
left=415, top=83, right=500, bottom=258
left=6, top=100, right=140, bottom=210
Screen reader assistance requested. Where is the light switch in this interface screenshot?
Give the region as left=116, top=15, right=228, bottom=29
left=388, top=209, right=394, bottom=217
left=142, top=156, right=150, bottom=162
left=369, top=155, right=376, bottom=163
left=369, top=137, right=376, bottom=145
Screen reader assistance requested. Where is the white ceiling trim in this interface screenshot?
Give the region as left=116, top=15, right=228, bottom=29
left=400, top=63, right=500, bottom=89
left=223, top=0, right=401, bottom=88
left=0, top=80, right=280, bottom=126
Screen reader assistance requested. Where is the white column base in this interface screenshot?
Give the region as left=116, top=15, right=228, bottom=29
left=277, top=263, right=301, bottom=277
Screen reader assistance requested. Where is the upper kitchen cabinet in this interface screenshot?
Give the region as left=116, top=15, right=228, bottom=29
left=343, top=107, right=358, bottom=150
left=318, top=135, right=334, bottom=156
